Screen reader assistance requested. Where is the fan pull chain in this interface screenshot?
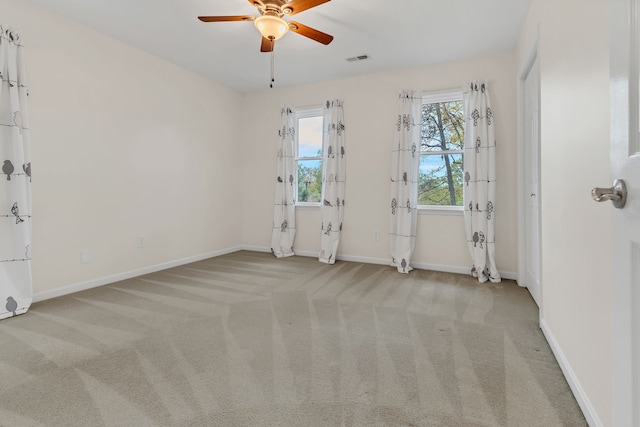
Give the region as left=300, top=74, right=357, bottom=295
left=270, top=40, right=275, bottom=88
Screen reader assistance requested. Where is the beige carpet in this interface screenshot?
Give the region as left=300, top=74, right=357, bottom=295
left=0, top=251, right=586, bottom=426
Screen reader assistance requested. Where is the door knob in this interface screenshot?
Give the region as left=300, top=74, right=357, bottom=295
left=591, top=179, right=627, bottom=209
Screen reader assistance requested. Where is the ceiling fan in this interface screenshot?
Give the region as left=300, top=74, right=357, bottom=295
left=198, top=0, right=334, bottom=53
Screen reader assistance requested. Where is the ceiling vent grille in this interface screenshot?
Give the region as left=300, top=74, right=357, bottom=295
left=346, top=54, right=369, bottom=62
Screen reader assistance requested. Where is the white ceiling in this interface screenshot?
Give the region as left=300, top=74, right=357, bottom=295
left=25, top=0, right=532, bottom=93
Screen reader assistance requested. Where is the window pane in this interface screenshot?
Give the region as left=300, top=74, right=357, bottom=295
left=419, top=153, right=464, bottom=206
left=298, top=116, right=323, bottom=157
left=297, top=159, right=322, bottom=203
left=421, top=100, right=464, bottom=152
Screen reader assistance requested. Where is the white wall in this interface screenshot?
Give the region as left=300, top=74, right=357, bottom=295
left=242, top=53, right=518, bottom=275
left=3, top=0, right=244, bottom=296
left=517, top=0, right=612, bottom=425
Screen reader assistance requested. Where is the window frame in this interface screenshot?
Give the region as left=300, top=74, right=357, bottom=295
left=418, top=89, right=465, bottom=214
left=294, top=106, right=324, bottom=208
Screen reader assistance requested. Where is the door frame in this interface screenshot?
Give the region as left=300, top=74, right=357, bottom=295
left=517, top=33, right=543, bottom=315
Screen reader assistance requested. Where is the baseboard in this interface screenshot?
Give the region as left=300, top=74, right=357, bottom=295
left=32, top=246, right=244, bottom=303
left=33, top=244, right=517, bottom=303
left=540, top=319, right=603, bottom=427
left=241, top=245, right=272, bottom=254
left=241, top=245, right=517, bottom=280
left=499, top=270, right=518, bottom=281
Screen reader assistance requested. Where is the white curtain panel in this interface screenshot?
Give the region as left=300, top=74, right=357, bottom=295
left=319, top=99, right=345, bottom=264
left=1, top=27, right=32, bottom=320
left=270, top=106, right=296, bottom=258
left=463, top=81, right=501, bottom=283
left=389, top=90, right=421, bottom=273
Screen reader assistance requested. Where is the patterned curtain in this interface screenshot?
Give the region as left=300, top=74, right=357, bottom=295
left=271, top=106, right=296, bottom=258
left=389, top=90, right=421, bottom=273
left=1, top=27, right=32, bottom=320
left=463, top=82, right=501, bottom=283
left=319, top=100, right=345, bottom=264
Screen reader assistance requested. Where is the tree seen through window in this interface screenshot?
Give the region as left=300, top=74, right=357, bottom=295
left=419, top=97, right=464, bottom=206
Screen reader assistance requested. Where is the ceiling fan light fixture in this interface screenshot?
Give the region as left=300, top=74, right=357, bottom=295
left=254, top=15, right=289, bottom=40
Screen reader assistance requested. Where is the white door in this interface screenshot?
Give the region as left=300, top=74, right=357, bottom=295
left=609, top=0, right=640, bottom=425
left=524, top=55, right=541, bottom=307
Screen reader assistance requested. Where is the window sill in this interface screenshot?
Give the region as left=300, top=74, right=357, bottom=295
left=295, top=203, right=320, bottom=210
left=418, top=206, right=464, bottom=216
left=294, top=205, right=462, bottom=214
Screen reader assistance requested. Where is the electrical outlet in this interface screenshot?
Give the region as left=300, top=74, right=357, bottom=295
left=137, top=236, right=145, bottom=248
left=81, top=250, right=91, bottom=264
left=373, top=230, right=380, bottom=241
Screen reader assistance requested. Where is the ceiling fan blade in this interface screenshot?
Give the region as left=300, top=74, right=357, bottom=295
left=288, top=21, right=334, bottom=45
left=282, top=0, right=330, bottom=16
left=198, top=15, right=255, bottom=22
left=261, top=37, right=274, bottom=52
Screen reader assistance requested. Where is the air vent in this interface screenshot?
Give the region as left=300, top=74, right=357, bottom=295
left=346, top=54, right=369, bottom=62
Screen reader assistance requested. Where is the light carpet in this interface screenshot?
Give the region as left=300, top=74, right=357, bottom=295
left=0, top=251, right=587, bottom=426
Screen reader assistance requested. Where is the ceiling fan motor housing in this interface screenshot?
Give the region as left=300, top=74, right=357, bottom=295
left=252, top=0, right=293, bottom=17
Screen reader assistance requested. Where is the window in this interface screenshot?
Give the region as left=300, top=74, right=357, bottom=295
left=419, top=90, right=465, bottom=208
left=295, top=107, right=323, bottom=205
